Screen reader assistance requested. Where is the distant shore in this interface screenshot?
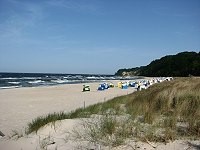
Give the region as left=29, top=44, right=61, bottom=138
left=0, top=80, right=136, bottom=135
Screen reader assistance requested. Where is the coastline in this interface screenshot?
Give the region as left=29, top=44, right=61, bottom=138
left=0, top=80, right=136, bottom=135
left=0, top=77, right=199, bottom=150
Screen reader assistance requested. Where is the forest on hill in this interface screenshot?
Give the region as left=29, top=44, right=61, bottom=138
left=115, top=51, right=200, bottom=77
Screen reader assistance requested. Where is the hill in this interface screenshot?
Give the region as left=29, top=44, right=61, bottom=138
left=115, top=51, right=200, bottom=77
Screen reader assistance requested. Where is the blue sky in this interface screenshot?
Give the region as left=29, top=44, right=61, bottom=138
left=0, top=0, right=200, bottom=74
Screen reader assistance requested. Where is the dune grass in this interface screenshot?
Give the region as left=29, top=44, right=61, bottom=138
left=26, top=77, right=200, bottom=143
left=26, top=96, right=128, bottom=134
left=126, top=77, right=200, bottom=137
left=26, top=112, right=69, bottom=134
left=67, top=113, right=134, bottom=147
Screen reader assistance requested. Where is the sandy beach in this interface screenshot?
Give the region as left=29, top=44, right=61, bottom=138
left=0, top=80, right=135, bottom=135
left=0, top=79, right=199, bottom=150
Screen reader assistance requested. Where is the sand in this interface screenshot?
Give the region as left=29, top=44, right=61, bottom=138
left=0, top=80, right=135, bottom=135
left=0, top=80, right=199, bottom=150
left=0, top=118, right=199, bottom=150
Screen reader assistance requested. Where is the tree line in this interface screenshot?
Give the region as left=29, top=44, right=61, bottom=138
left=115, top=51, right=200, bottom=77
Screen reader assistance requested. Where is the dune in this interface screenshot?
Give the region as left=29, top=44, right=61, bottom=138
left=0, top=118, right=199, bottom=150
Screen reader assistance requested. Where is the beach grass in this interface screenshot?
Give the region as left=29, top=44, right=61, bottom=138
left=68, top=113, right=133, bottom=147
left=26, top=97, right=128, bottom=134
left=26, top=77, right=200, bottom=143
left=26, top=112, right=69, bottom=134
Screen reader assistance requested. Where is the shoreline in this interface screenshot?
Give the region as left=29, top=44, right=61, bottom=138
left=0, top=72, right=144, bottom=90
left=0, top=80, right=136, bottom=135
left=0, top=79, right=137, bottom=90
left=1, top=77, right=199, bottom=150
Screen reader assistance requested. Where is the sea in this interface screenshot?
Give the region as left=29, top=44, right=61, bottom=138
left=0, top=72, right=139, bottom=89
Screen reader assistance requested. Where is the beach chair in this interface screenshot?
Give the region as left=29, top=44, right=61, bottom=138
left=103, top=83, right=109, bottom=89
left=122, top=83, right=128, bottom=89
left=109, top=83, right=114, bottom=88
left=118, top=82, right=122, bottom=88
left=129, top=82, right=136, bottom=87
left=82, top=85, right=90, bottom=92
left=98, top=84, right=105, bottom=91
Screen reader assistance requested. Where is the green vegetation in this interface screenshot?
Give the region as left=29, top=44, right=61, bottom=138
left=115, top=51, right=200, bottom=77
left=27, top=77, right=200, bottom=146
left=115, top=66, right=144, bottom=76
left=68, top=113, right=133, bottom=147
left=27, top=112, right=69, bottom=134
left=126, top=77, right=200, bottom=139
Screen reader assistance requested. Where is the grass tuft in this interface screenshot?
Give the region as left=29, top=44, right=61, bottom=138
left=27, top=112, right=69, bottom=134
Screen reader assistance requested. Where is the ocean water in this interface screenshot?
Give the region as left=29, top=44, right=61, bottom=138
left=0, top=72, right=138, bottom=89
